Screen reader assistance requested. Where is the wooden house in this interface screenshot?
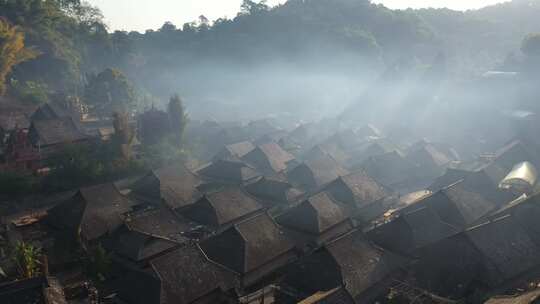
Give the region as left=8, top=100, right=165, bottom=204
left=244, top=176, right=304, bottom=207
left=212, top=141, right=256, bottom=162
left=130, top=165, right=203, bottom=210
left=196, top=159, right=260, bottom=185
left=241, top=142, right=295, bottom=176
left=287, top=153, right=349, bottom=192
left=182, top=187, right=264, bottom=230
left=277, top=192, right=353, bottom=250
left=111, top=207, right=193, bottom=266
left=47, top=183, right=136, bottom=247
left=282, top=229, right=408, bottom=304
left=200, top=213, right=297, bottom=288
left=119, top=245, right=237, bottom=304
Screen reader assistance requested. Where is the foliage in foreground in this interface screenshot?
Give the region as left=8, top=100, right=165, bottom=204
left=12, top=241, right=41, bottom=279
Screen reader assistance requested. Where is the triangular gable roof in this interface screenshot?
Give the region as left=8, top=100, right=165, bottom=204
left=402, top=180, right=497, bottom=229
left=278, top=192, right=348, bottom=235
left=402, top=206, right=460, bottom=250
left=360, top=151, right=415, bottom=187
left=30, top=117, right=88, bottom=146
left=242, top=142, right=295, bottom=174
left=407, top=143, right=454, bottom=168
left=151, top=245, right=236, bottom=304
left=305, top=155, right=350, bottom=187
left=203, top=187, right=263, bottom=227
left=323, top=171, right=390, bottom=210
left=200, top=214, right=295, bottom=274
left=196, top=159, right=260, bottom=184
left=494, top=139, right=538, bottom=171
left=132, top=165, right=203, bottom=209
left=48, top=183, right=134, bottom=241
left=441, top=181, right=497, bottom=225
left=428, top=168, right=470, bottom=192
left=125, top=208, right=191, bottom=242
left=245, top=176, right=304, bottom=204
left=213, top=141, right=256, bottom=161
left=183, top=187, right=263, bottom=228
left=465, top=215, right=540, bottom=282
left=324, top=230, right=407, bottom=300
left=288, top=153, right=349, bottom=190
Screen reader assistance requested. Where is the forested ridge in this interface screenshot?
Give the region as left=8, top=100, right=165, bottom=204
left=1, top=0, right=540, bottom=117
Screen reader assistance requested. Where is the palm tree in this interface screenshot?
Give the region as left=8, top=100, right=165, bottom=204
left=12, top=241, right=41, bottom=279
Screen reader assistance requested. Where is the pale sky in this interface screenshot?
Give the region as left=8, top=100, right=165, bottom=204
left=87, top=0, right=510, bottom=32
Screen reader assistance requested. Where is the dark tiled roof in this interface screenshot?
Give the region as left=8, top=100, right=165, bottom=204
left=184, top=187, right=263, bottom=227
left=247, top=119, right=279, bottom=137
left=213, top=141, right=256, bottom=161
left=459, top=164, right=516, bottom=206
left=277, top=192, right=348, bottom=235
left=323, top=171, right=389, bottom=209
left=242, top=142, right=295, bottom=174
left=288, top=154, right=349, bottom=190
left=200, top=214, right=295, bottom=274
left=225, top=141, right=256, bottom=157
left=325, top=230, right=407, bottom=300
left=341, top=172, right=389, bottom=205
left=30, top=117, right=88, bottom=146
left=354, top=139, right=401, bottom=161
left=324, top=129, right=363, bottom=151
left=132, top=165, right=203, bottom=209
left=407, top=141, right=455, bottom=168
left=402, top=206, right=460, bottom=249
left=48, top=183, right=134, bottom=241
left=255, top=130, right=288, bottom=145
left=126, top=208, right=191, bottom=242
left=360, top=151, right=415, bottom=187
left=115, top=229, right=178, bottom=262
left=402, top=181, right=497, bottom=229
left=411, top=233, right=487, bottom=298
left=441, top=182, right=497, bottom=225
left=245, top=177, right=304, bottom=204
left=197, top=159, right=260, bottom=184
left=151, top=245, right=236, bottom=304
left=428, top=168, right=470, bottom=192
left=315, top=142, right=351, bottom=165
left=494, top=140, right=539, bottom=171
left=465, top=215, right=540, bottom=281
left=289, top=123, right=318, bottom=143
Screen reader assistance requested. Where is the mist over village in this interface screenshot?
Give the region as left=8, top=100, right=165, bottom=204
left=3, top=0, right=540, bottom=303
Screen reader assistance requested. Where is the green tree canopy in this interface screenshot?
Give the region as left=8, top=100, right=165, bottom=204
left=0, top=0, right=110, bottom=92
left=84, top=68, right=136, bottom=115
left=0, top=18, right=38, bottom=95
left=168, top=94, right=188, bottom=147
